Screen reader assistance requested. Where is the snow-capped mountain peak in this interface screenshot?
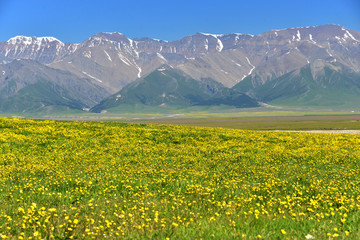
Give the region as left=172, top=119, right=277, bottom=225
left=7, top=36, right=63, bottom=45
left=198, top=32, right=224, bottom=38
left=1, top=24, right=360, bottom=91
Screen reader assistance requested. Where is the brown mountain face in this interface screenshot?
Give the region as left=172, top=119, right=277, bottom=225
left=47, top=32, right=252, bottom=92
left=0, top=24, right=359, bottom=94
left=179, top=25, right=360, bottom=88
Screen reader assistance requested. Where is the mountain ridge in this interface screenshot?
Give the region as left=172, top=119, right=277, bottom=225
left=0, top=59, right=109, bottom=112
left=90, top=66, right=259, bottom=113
left=1, top=24, right=359, bottom=113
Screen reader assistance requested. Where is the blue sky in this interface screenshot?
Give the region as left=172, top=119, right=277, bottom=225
left=0, top=0, right=359, bottom=43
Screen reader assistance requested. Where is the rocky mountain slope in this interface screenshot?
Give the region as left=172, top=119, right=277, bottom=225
left=0, top=59, right=109, bottom=112
left=0, top=24, right=359, bottom=112
left=0, top=36, right=78, bottom=64
left=234, top=60, right=360, bottom=108
left=91, top=66, right=258, bottom=113
left=2, top=25, right=359, bottom=91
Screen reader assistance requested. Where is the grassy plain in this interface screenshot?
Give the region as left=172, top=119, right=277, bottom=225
left=130, top=115, right=360, bottom=130
left=5, top=105, right=360, bottom=131
left=0, top=117, right=360, bottom=239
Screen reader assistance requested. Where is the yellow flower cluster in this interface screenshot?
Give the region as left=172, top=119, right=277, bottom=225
left=0, top=117, right=359, bottom=239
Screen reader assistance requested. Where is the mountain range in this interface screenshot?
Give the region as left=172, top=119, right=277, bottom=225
left=0, top=24, right=359, bottom=113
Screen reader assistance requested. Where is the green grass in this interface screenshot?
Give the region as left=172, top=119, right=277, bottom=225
left=0, top=117, right=360, bottom=239
left=131, top=115, right=360, bottom=130
left=3, top=106, right=360, bottom=131
left=0, top=80, right=84, bottom=112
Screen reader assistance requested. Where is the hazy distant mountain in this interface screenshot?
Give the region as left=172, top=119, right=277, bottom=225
left=48, top=32, right=255, bottom=93
left=0, top=24, right=359, bottom=113
left=234, top=60, right=360, bottom=108
left=1, top=25, right=359, bottom=93
left=91, top=66, right=258, bottom=112
left=178, top=25, right=360, bottom=88
left=0, top=59, right=109, bottom=113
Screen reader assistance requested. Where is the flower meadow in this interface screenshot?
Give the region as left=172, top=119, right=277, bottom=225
left=0, top=117, right=360, bottom=239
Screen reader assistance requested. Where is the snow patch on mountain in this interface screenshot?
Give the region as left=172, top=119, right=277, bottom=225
left=198, top=33, right=223, bottom=52
left=4, top=49, right=11, bottom=57
left=128, top=38, right=134, bottom=48
left=157, top=53, right=167, bottom=62
left=133, top=47, right=140, bottom=59
left=7, top=36, right=63, bottom=45
left=133, top=60, right=142, bottom=78
left=205, top=39, right=209, bottom=51
left=151, top=38, right=163, bottom=42
left=103, top=32, right=124, bottom=35
left=326, top=49, right=333, bottom=57
left=115, top=94, right=122, bottom=101
left=104, top=50, right=112, bottom=62
left=82, top=71, right=103, bottom=83
left=199, top=33, right=224, bottom=38
left=83, top=51, right=92, bottom=59
left=240, top=57, right=256, bottom=81
left=117, top=53, right=132, bottom=66
left=344, top=30, right=359, bottom=42
left=309, top=34, right=317, bottom=44
left=231, top=60, right=242, bottom=67
left=216, top=38, right=223, bottom=52
left=246, top=57, right=255, bottom=74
